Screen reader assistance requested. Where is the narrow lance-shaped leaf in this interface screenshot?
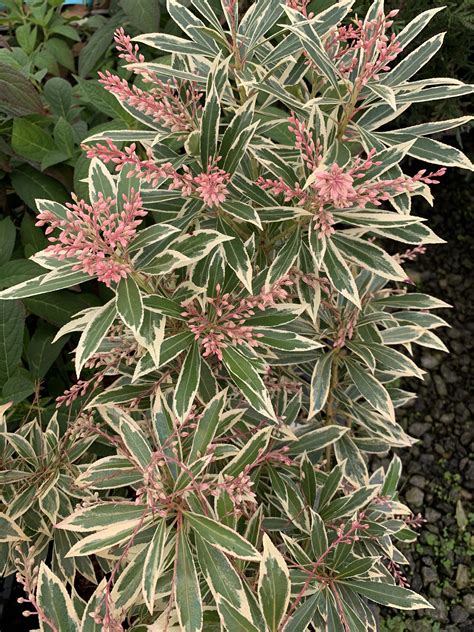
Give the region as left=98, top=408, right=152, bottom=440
left=89, top=158, right=116, bottom=203
left=36, top=563, right=81, bottom=632
left=200, top=82, right=220, bottom=169
left=196, top=533, right=253, bottom=619
left=309, top=351, right=334, bottom=417
left=175, top=527, right=203, bottom=632
left=173, top=342, right=201, bottom=421
left=222, top=347, right=276, bottom=420
left=323, top=240, right=360, bottom=308
left=341, top=580, right=433, bottom=610
left=189, top=389, right=227, bottom=462
left=258, top=534, right=291, bottom=632
left=142, top=520, right=169, bottom=614
left=75, top=300, right=116, bottom=376
left=116, top=275, right=144, bottom=334
left=185, top=512, right=261, bottom=561
left=345, top=358, right=395, bottom=422
left=0, top=267, right=92, bottom=300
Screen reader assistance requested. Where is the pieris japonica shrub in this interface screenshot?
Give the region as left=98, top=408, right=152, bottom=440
left=0, top=1, right=473, bottom=630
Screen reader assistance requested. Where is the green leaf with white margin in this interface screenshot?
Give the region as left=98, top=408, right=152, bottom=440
left=200, top=81, right=220, bottom=169
left=57, top=502, right=147, bottom=532
left=332, top=234, right=405, bottom=281
left=189, top=389, right=227, bottom=462
left=323, top=239, right=360, bottom=308
left=136, top=309, right=166, bottom=368
left=88, top=158, right=116, bottom=204
left=218, top=218, right=253, bottom=292
left=372, top=292, right=450, bottom=310
left=221, top=199, right=262, bottom=230
left=266, top=227, right=300, bottom=290
left=175, top=528, right=203, bottom=632
left=173, top=342, right=201, bottom=421
left=186, top=512, right=260, bottom=561
left=382, top=33, right=445, bottom=87
left=345, top=358, right=395, bottom=422
left=334, top=434, right=368, bottom=488
left=258, top=534, right=291, bottom=632
left=285, top=13, right=341, bottom=90
left=395, top=6, right=445, bottom=49
left=282, top=592, right=320, bottom=632
left=310, top=511, right=328, bottom=560
left=341, top=580, right=433, bottom=610
left=195, top=533, right=253, bottom=621
left=243, top=0, right=284, bottom=52
left=215, top=596, right=260, bottom=632
left=66, top=517, right=151, bottom=557
left=222, top=426, right=273, bottom=477
left=0, top=513, right=29, bottom=542
left=128, top=223, right=180, bottom=253
left=142, top=230, right=233, bottom=274
left=288, top=425, right=349, bottom=456
left=100, top=405, right=152, bottom=470
left=75, top=299, right=116, bottom=376
left=367, top=83, right=397, bottom=110
left=116, top=275, right=144, bottom=334
left=222, top=347, right=276, bottom=420
left=309, top=351, right=334, bottom=417
left=406, top=136, right=473, bottom=170
left=116, top=162, right=141, bottom=212
left=36, top=563, right=81, bottom=631
left=133, top=32, right=211, bottom=56
left=0, top=267, right=92, bottom=300
left=381, top=455, right=402, bottom=497
left=142, top=520, right=169, bottom=614
left=254, top=328, right=323, bottom=353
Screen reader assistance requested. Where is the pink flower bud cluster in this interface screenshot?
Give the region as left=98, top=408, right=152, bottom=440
left=98, top=28, right=201, bottom=133
left=258, top=116, right=446, bottom=239
left=333, top=308, right=359, bottom=349
left=36, top=190, right=146, bottom=287
left=325, top=10, right=402, bottom=84
left=286, top=0, right=314, bottom=19
left=181, top=278, right=293, bottom=360
left=223, top=0, right=238, bottom=31
left=288, top=114, right=321, bottom=171
left=85, top=140, right=231, bottom=208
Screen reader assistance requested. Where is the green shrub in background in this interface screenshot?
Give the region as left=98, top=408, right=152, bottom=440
left=0, top=1, right=472, bottom=630
left=0, top=0, right=164, bottom=414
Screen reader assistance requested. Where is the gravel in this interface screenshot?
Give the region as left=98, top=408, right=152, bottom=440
left=371, top=164, right=473, bottom=630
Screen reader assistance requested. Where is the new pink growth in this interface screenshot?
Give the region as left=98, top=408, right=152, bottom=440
left=36, top=190, right=146, bottom=287
left=286, top=0, right=314, bottom=19
left=181, top=278, right=293, bottom=360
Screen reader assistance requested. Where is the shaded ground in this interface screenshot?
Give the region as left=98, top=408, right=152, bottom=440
left=373, top=164, right=474, bottom=631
